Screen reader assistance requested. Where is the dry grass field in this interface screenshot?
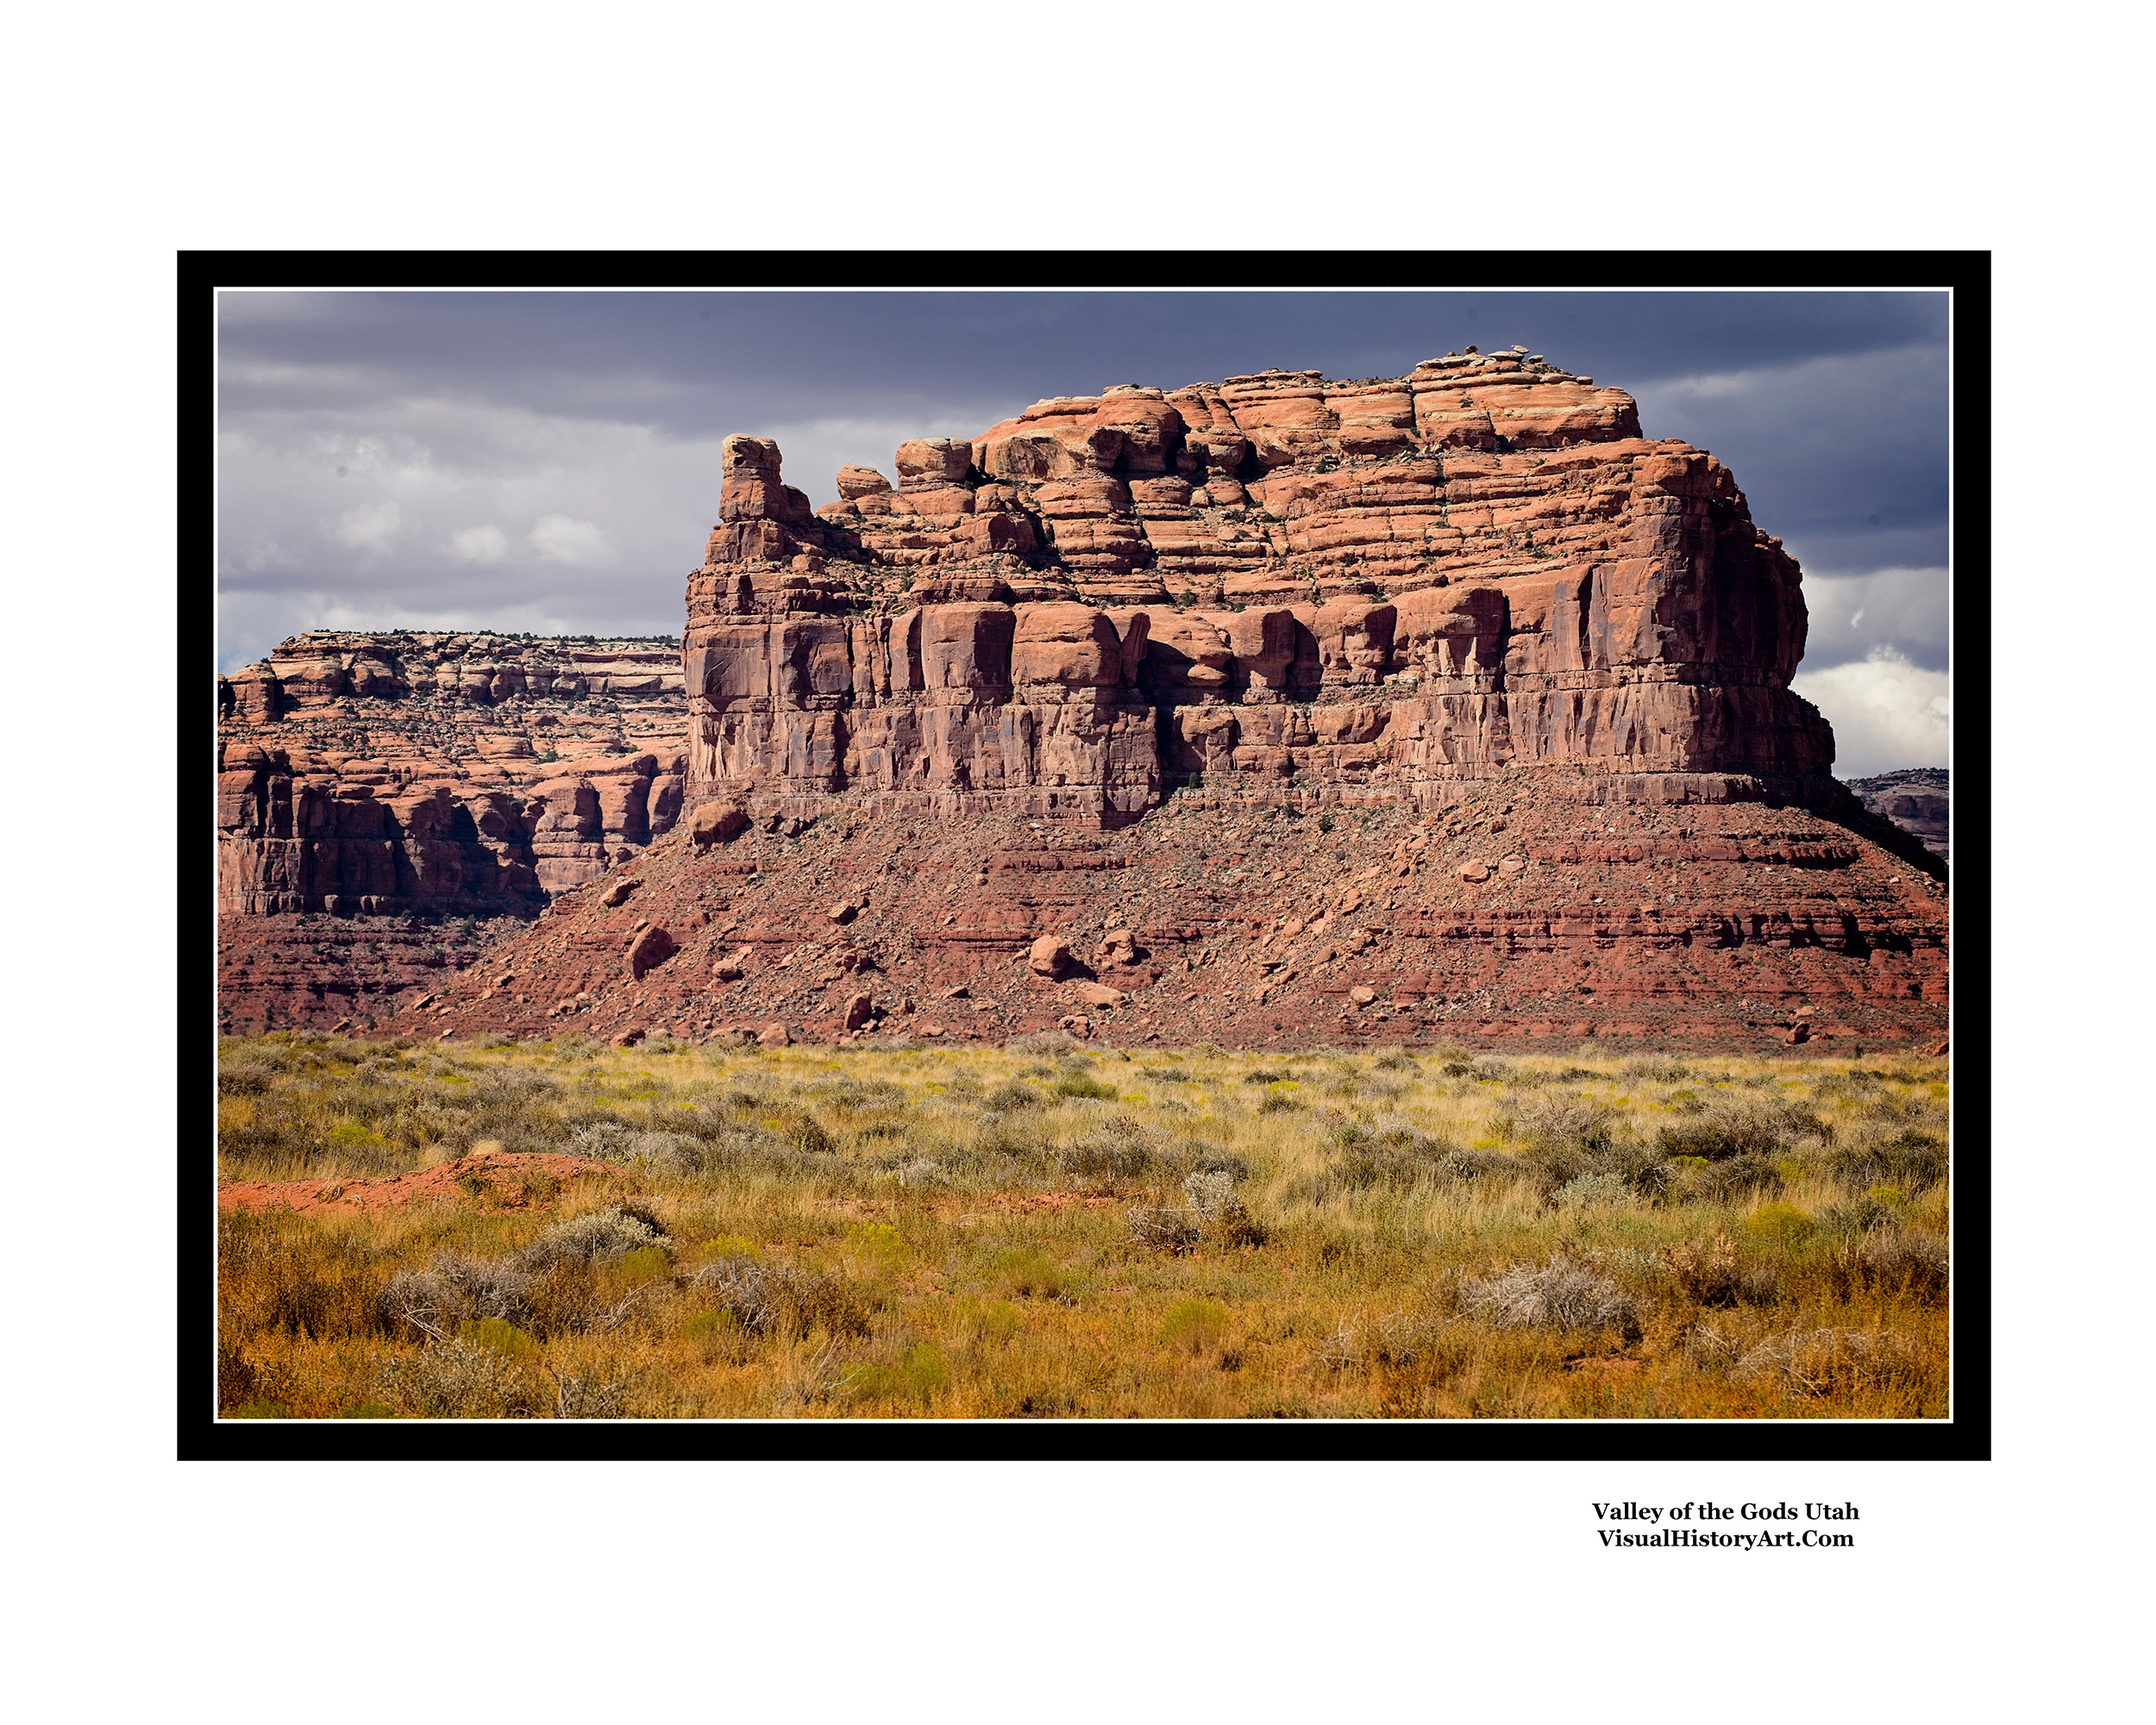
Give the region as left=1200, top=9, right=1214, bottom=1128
left=216, top=1031, right=1951, bottom=1420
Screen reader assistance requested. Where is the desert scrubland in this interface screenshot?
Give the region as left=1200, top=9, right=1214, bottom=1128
left=216, top=1032, right=1949, bottom=1420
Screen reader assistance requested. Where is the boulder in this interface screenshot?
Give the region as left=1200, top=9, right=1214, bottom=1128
left=837, top=463, right=892, bottom=499
left=1099, top=927, right=1140, bottom=966
left=627, top=925, right=677, bottom=980
left=601, top=877, right=641, bottom=908
left=1457, top=861, right=1491, bottom=883
left=843, top=992, right=875, bottom=1031
left=1029, top=934, right=1075, bottom=979
left=1072, top=981, right=1123, bottom=1007
left=757, top=1022, right=792, bottom=1048
left=895, top=437, right=974, bottom=486
left=690, top=800, right=750, bottom=848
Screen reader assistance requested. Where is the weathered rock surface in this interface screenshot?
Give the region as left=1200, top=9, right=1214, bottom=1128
left=216, top=631, right=690, bottom=1033
left=681, top=355, right=1831, bottom=834
left=1845, top=768, right=1949, bottom=862
left=219, top=632, right=687, bottom=916
left=221, top=350, right=1950, bottom=1046
left=409, top=782, right=1947, bottom=1052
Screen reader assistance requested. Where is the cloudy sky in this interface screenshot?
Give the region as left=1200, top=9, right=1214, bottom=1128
left=216, top=289, right=1951, bottom=778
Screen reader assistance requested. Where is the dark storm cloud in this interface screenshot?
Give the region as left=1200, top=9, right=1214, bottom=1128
left=216, top=288, right=1952, bottom=744
left=220, top=288, right=1947, bottom=442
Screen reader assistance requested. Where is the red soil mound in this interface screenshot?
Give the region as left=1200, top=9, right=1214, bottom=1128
left=218, top=1148, right=621, bottom=1216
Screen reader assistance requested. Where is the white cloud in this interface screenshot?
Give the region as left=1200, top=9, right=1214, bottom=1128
left=449, top=524, right=510, bottom=564
left=324, top=499, right=403, bottom=555
left=1791, top=647, right=1951, bottom=780
left=236, top=535, right=290, bottom=575
left=527, top=512, right=613, bottom=565
left=1798, top=566, right=1949, bottom=672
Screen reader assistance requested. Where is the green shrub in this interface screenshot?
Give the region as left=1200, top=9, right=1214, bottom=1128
left=988, top=1247, right=1068, bottom=1300
left=1160, top=1298, right=1231, bottom=1354
left=1744, top=1202, right=1817, bottom=1246
left=458, top=1316, right=539, bottom=1360
left=843, top=1363, right=903, bottom=1401
left=1051, top=1074, right=1118, bottom=1101
left=902, top=1344, right=950, bottom=1398
left=847, top=1222, right=906, bottom=1269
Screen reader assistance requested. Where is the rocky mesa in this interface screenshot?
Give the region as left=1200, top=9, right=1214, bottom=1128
left=1846, top=768, right=1949, bottom=863
left=679, top=353, right=1831, bottom=828
left=216, top=633, right=690, bottom=1029
left=222, top=348, right=1949, bottom=1049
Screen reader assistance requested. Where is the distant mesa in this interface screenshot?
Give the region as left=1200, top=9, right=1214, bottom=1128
left=1843, top=768, right=1948, bottom=862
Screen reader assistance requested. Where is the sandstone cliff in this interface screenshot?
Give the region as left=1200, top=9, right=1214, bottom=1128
left=1846, top=768, right=1949, bottom=862
left=216, top=632, right=696, bottom=1031
left=219, top=348, right=1949, bottom=1047
left=681, top=353, right=1830, bottom=831
left=217, top=632, right=688, bottom=917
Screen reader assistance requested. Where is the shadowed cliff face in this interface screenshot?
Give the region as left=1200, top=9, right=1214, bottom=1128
left=680, top=357, right=1831, bottom=829
left=1845, top=768, right=1949, bottom=862
left=216, top=634, right=687, bottom=917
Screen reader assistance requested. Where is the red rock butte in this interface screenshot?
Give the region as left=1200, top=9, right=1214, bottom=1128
left=218, top=349, right=1949, bottom=1050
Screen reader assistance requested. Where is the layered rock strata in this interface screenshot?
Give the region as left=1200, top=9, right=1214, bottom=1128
left=413, top=783, right=1948, bottom=1052
left=216, top=633, right=690, bottom=1032
left=1846, top=768, right=1949, bottom=862
left=217, top=632, right=688, bottom=916
left=223, top=349, right=1950, bottom=1044
left=683, top=353, right=1829, bottom=830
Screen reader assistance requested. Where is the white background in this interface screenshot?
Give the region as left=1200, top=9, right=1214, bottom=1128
left=3, top=3, right=2138, bottom=1717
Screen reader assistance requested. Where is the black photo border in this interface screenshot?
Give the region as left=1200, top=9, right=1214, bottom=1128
left=183, top=250, right=1987, bottom=1462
